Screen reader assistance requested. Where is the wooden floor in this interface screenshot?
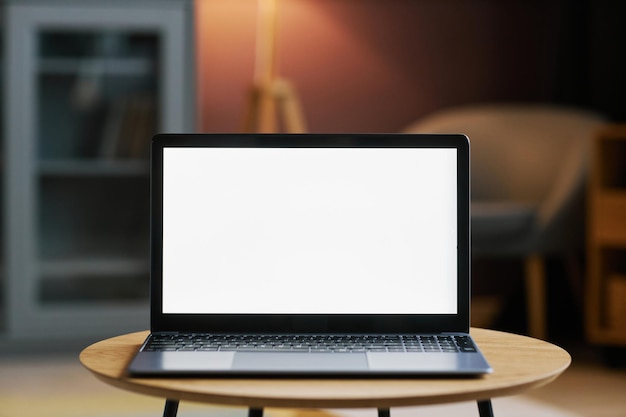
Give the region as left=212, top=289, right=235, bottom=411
left=523, top=342, right=626, bottom=417
left=0, top=338, right=625, bottom=417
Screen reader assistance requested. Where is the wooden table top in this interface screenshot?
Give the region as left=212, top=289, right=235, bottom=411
left=79, top=328, right=570, bottom=409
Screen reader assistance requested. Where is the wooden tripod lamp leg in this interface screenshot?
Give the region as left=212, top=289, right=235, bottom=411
left=242, top=83, right=279, bottom=133
left=241, top=0, right=307, bottom=134
left=242, top=80, right=307, bottom=134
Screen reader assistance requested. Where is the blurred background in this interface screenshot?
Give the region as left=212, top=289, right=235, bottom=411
left=3, top=0, right=625, bottom=346
left=1, top=1, right=626, bottom=416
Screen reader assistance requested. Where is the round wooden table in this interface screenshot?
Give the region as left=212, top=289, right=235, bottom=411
left=80, top=328, right=570, bottom=417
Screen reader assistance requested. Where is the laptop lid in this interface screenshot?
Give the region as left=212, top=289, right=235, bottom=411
left=150, top=133, right=470, bottom=335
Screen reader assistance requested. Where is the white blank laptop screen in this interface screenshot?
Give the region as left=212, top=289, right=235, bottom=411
left=162, top=147, right=458, bottom=315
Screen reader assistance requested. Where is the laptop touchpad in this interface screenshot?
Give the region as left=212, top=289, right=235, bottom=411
left=233, top=353, right=368, bottom=371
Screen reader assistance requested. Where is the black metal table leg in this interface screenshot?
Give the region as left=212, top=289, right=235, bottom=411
left=477, top=399, right=494, bottom=417
left=163, top=399, right=179, bottom=417
left=162, top=398, right=492, bottom=417
left=249, top=408, right=264, bottom=417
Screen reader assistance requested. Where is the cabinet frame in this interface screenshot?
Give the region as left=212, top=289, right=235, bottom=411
left=3, top=0, right=195, bottom=340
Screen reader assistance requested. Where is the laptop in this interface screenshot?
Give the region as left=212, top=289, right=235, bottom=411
left=128, top=133, right=492, bottom=376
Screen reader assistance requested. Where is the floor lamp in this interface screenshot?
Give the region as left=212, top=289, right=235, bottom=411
left=242, top=0, right=307, bottom=133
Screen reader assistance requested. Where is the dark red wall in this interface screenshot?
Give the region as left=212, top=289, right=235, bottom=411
left=195, top=0, right=622, bottom=133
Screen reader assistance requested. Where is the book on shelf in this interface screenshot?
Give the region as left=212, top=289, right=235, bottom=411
left=99, top=93, right=156, bottom=160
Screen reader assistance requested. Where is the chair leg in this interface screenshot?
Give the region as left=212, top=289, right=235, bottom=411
left=525, top=254, right=547, bottom=340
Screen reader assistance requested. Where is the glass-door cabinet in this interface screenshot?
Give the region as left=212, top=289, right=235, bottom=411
left=3, top=0, right=194, bottom=341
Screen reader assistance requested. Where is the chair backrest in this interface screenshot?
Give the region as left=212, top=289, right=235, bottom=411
left=403, top=104, right=605, bottom=205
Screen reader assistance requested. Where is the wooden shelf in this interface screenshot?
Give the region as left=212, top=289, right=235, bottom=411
left=39, top=57, right=153, bottom=76
left=40, top=257, right=149, bottom=278
left=588, top=190, right=626, bottom=246
left=586, top=125, right=626, bottom=346
left=606, top=275, right=626, bottom=333
left=39, top=159, right=149, bottom=177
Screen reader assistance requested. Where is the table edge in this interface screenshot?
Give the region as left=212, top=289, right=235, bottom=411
left=79, top=328, right=571, bottom=409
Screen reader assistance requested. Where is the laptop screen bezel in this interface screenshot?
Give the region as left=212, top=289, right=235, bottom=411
left=150, top=133, right=470, bottom=334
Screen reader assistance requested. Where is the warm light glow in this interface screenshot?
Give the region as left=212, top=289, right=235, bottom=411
left=254, top=0, right=280, bottom=84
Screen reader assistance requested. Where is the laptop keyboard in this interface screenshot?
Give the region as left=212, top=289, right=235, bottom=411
left=144, top=334, right=477, bottom=353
